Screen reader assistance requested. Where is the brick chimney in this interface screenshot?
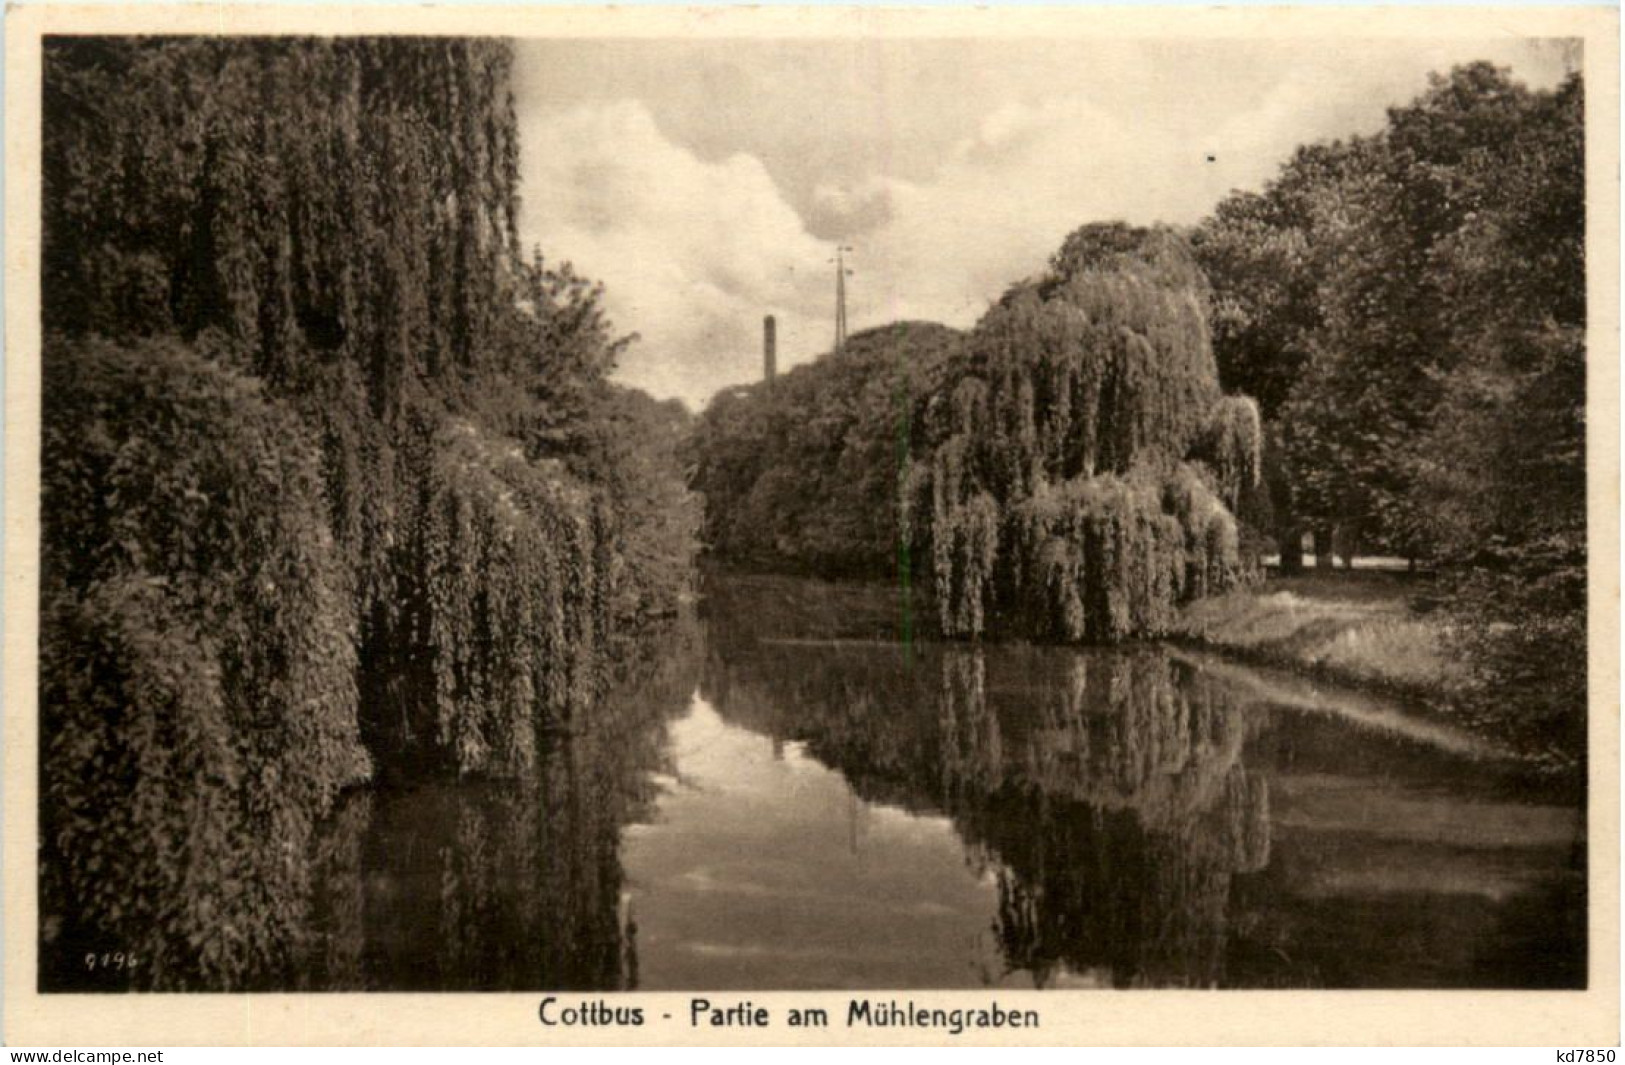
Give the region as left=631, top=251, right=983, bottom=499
left=763, top=315, right=777, bottom=382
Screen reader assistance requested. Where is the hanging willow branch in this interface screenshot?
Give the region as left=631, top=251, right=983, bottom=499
left=920, top=224, right=1261, bottom=641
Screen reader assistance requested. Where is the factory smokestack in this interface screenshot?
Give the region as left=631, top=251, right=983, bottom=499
left=763, top=315, right=777, bottom=382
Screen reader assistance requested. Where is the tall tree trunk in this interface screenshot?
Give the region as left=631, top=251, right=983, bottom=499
left=1335, top=521, right=1360, bottom=570
left=1313, top=525, right=1335, bottom=572
left=1278, top=527, right=1304, bottom=575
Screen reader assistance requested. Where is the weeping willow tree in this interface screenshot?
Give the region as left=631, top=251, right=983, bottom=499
left=40, top=38, right=692, bottom=989
left=911, top=224, right=1260, bottom=641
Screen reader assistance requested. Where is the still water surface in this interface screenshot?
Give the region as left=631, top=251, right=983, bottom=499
left=304, top=573, right=1585, bottom=990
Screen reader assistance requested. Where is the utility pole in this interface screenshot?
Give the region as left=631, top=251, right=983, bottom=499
left=831, top=244, right=853, bottom=356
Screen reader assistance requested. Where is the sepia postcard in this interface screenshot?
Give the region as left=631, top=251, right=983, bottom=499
left=2, top=2, right=1619, bottom=1047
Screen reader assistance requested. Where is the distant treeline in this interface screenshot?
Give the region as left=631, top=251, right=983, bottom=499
left=40, top=38, right=696, bottom=989
left=691, top=228, right=1263, bottom=641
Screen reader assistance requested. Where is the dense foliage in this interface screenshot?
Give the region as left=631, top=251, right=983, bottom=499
left=1193, top=64, right=1586, bottom=761
left=915, top=227, right=1259, bottom=640
left=689, top=321, right=963, bottom=576
left=41, top=335, right=370, bottom=989
left=691, top=229, right=1260, bottom=641
left=574, top=386, right=703, bottom=623
left=40, top=38, right=694, bottom=988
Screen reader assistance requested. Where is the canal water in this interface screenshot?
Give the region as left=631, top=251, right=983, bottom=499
left=300, top=572, right=1586, bottom=991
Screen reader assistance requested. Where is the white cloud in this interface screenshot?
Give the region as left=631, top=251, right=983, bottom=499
left=518, top=93, right=1200, bottom=407
left=515, top=40, right=1577, bottom=409
left=835, top=94, right=1217, bottom=335
left=519, top=100, right=834, bottom=409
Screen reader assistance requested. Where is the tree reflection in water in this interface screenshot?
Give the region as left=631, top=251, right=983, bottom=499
left=298, top=618, right=701, bottom=991
left=692, top=572, right=1582, bottom=990
left=696, top=607, right=1272, bottom=988
left=279, top=573, right=1582, bottom=991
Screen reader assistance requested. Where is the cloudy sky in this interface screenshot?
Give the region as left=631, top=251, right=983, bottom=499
left=512, top=38, right=1577, bottom=409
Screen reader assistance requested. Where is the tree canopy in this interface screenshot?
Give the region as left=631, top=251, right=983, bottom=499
left=689, top=321, right=963, bottom=577
left=1195, top=62, right=1586, bottom=760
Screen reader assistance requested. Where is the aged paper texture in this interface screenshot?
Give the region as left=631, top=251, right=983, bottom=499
left=4, top=3, right=1619, bottom=1047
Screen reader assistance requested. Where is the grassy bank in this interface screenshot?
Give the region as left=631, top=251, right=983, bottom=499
left=1174, top=572, right=1464, bottom=704
left=1174, top=572, right=1586, bottom=783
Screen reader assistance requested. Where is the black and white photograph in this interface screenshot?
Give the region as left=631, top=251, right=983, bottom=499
left=3, top=3, right=1618, bottom=1048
